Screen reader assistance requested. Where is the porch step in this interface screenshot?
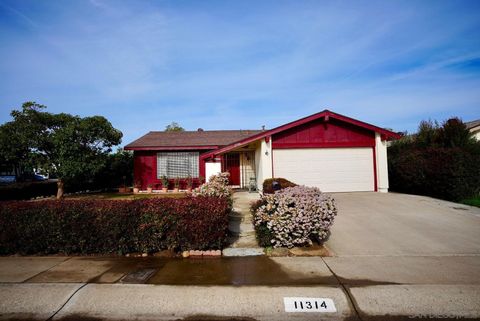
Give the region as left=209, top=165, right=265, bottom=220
left=228, top=234, right=259, bottom=248
left=228, top=222, right=256, bottom=235
left=222, top=247, right=264, bottom=257
left=228, top=214, right=252, bottom=223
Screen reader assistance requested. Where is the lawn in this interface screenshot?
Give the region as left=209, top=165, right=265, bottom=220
left=460, top=196, right=480, bottom=208
left=65, top=192, right=187, bottom=200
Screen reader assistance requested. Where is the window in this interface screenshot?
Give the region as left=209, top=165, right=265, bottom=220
left=157, top=152, right=199, bottom=178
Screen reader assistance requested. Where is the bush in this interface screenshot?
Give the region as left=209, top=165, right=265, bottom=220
left=252, top=186, right=337, bottom=248
left=0, top=196, right=230, bottom=255
left=388, top=117, right=480, bottom=202
left=0, top=181, right=58, bottom=201
left=388, top=147, right=480, bottom=201
left=262, top=178, right=297, bottom=194
left=193, top=172, right=233, bottom=201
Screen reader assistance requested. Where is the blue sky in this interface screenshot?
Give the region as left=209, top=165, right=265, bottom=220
left=1, top=0, right=479, bottom=145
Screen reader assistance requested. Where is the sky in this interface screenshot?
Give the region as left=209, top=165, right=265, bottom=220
left=0, top=0, right=479, bottom=146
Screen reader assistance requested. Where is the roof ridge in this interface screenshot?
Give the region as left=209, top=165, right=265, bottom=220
left=148, top=129, right=263, bottom=133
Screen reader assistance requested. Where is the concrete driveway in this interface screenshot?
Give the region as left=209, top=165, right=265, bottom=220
left=323, top=192, right=480, bottom=319
left=327, top=192, right=480, bottom=256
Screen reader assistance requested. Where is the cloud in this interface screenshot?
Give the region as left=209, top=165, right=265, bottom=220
left=0, top=0, right=479, bottom=145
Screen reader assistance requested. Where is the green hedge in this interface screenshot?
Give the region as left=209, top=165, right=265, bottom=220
left=0, top=196, right=230, bottom=255
left=0, top=181, right=58, bottom=201
left=388, top=147, right=480, bottom=201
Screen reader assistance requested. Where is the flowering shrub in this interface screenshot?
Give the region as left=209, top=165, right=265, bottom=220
left=0, top=196, right=230, bottom=255
left=252, top=186, right=337, bottom=248
left=193, top=172, right=233, bottom=199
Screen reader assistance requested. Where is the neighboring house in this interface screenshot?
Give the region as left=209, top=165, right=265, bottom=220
left=124, top=110, right=401, bottom=193
left=466, top=119, right=480, bottom=141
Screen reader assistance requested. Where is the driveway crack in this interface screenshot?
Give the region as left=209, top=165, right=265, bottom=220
left=321, top=257, right=363, bottom=321
left=45, top=283, right=87, bottom=321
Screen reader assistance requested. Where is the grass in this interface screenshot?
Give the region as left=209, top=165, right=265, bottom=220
left=65, top=192, right=187, bottom=200
left=460, top=196, right=480, bottom=208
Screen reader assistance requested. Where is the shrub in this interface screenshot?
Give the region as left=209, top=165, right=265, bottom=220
left=388, top=147, right=480, bottom=201
left=0, top=196, right=230, bottom=255
left=388, top=117, right=480, bottom=202
left=0, top=181, right=58, bottom=201
left=262, top=178, right=297, bottom=194
left=252, top=185, right=337, bottom=248
left=193, top=172, right=233, bottom=200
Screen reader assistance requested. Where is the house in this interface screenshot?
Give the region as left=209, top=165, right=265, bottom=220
left=466, top=119, right=480, bottom=141
left=124, top=110, right=401, bottom=193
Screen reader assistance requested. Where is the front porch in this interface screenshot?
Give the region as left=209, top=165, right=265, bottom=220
left=222, top=151, right=256, bottom=189
left=201, top=136, right=272, bottom=191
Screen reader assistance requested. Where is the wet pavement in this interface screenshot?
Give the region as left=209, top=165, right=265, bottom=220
left=15, top=256, right=337, bottom=286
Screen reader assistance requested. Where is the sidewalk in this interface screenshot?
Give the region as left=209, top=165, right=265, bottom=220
left=1, top=255, right=479, bottom=320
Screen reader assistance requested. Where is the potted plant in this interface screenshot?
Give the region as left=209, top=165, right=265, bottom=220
left=147, top=183, right=153, bottom=194
left=133, top=180, right=141, bottom=194
left=117, top=175, right=127, bottom=193
left=186, top=175, right=193, bottom=193
left=161, top=175, right=169, bottom=192
left=173, top=177, right=180, bottom=193
left=118, top=184, right=127, bottom=193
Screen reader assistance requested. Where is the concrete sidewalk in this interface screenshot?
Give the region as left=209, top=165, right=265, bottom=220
left=1, top=255, right=480, bottom=320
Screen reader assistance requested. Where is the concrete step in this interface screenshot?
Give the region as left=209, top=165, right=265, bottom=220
left=222, top=248, right=264, bottom=257
left=229, top=235, right=259, bottom=248
left=228, top=222, right=256, bottom=234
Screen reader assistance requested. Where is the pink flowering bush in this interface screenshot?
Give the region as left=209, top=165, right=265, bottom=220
left=193, top=172, right=233, bottom=201
left=252, top=185, right=337, bottom=248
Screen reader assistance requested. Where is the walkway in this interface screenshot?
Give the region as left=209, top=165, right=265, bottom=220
left=223, top=190, right=264, bottom=256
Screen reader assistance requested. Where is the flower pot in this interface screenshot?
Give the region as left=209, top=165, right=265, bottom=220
left=118, top=187, right=127, bottom=193
left=162, top=187, right=168, bottom=193
left=173, top=188, right=179, bottom=193
left=133, top=187, right=139, bottom=194
left=187, top=187, right=192, bottom=193
left=147, top=187, right=153, bottom=194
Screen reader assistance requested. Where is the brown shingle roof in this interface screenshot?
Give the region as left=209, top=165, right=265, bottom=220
left=124, top=130, right=263, bottom=149
left=466, top=119, right=480, bottom=130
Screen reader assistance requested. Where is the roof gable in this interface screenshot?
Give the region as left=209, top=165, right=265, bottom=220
left=206, top=110, right=401, bottom=156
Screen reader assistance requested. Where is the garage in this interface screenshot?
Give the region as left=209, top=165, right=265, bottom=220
left=273, top=147, right=375, bottom=192
left=180, top=110, right=400, bottom=193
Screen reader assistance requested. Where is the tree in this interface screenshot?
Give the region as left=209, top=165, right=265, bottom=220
left=94, top=148, right=133, bottom=188
left=165, top=122, right=185, bottom=132
left=438, top=117, right=476, bottom=148
left=0, top=102, right=122, bottom=198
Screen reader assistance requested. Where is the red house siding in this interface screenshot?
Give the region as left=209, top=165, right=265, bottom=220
left=133, top=151, right=157, bottom=189
left=133, top=150, right=206, bottom=189
left=272, top=118, right=375, bottom=149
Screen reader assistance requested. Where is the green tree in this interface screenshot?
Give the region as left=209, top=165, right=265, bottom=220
left=438, top=117, right=476, bottom=148
left=415, top=119, right=440, bottom=148
left=94, top=148, right=133, bottom=188
left=165, top=121, right=185, bottom=132
left=0, top=102, right=122, bottom=198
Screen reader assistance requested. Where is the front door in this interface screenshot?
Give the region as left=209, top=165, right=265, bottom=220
left=224, top=153, right=240, bottom=185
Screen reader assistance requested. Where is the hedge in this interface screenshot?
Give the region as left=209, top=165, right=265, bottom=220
left=262, top=178, right=297, bottom=194
left=388, top=147, right=480, bottom=201
left=0, top=181, right=58, bottom=201
left=0, top=196, right=230, bottom=255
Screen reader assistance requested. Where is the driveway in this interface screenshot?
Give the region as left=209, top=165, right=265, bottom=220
left=327, top=192, right=480, bottom=256
left=323, top=192, right=480, bottom=319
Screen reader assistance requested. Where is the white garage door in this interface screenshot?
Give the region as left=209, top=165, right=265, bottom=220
left=273, top=148, right=375, bottom=192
